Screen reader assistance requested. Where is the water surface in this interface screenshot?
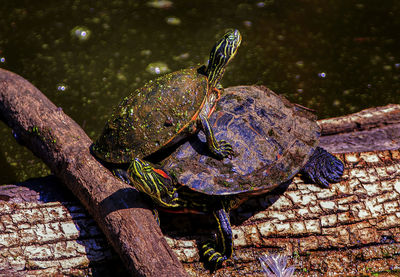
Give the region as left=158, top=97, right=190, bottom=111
left=0, top=0, right=399, bottom=183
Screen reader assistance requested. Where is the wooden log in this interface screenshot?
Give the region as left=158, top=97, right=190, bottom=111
left=2, top=150, right=399, bottom=276
left=1, top=79, right=399, bottom=276
left=318, top=103, right=400, bottom=153
left=0, top=69, right=187, bottom=277
left=319, top=104, right=400, bottom=135
left=0, top=176, right=127, bottom=276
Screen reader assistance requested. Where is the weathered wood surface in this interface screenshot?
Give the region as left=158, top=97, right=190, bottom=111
left=0, top=176, right=126, bottom=277
left=0, top=68, right=187, bottom=277
left=319, top=103, right=400, bottom=153
left=0, top=77, right=399, bottom=276
left=2, top=150, right=400, bottom=276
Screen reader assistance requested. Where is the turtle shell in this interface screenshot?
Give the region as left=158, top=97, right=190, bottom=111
left=92, top=67, right=209, bottom=163
left=162, top=86, right=321, bottom=196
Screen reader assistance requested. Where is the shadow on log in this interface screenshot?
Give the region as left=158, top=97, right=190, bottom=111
left=0, top=69, right=187, bottom=276
left=0, top=71, right=399, bottom=276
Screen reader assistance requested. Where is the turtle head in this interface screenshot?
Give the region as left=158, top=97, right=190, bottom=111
left=206, top=29, right=242, bottom=89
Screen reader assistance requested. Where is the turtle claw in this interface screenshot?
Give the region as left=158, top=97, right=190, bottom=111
left=213, top=140, right=234, bottom=159
left=201, top=241, right=227, bottom=270
left=152, top=209, right=161, bottom=226
left=113, top=168, right=133, bottom=185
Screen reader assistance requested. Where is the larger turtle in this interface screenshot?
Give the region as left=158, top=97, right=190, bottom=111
left=117, top=86, right=344, bottom=267
left=91, top=30, right=241, bottom=206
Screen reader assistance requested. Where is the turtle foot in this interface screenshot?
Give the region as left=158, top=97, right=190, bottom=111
left=201, top=241, right=227, bottom=270
left=113, top=168, right=133, bottom=185
left=301, top=147, right=344, bottom=188
left=152, top=209, right=161, bottom=226
left=212, top=140, right=234, bottom=159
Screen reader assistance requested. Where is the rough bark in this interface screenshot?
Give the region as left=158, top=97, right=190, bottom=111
left=2, top=150, right=399, bottom=276
left=0, top=176, right=126, bottom=276
left=319, top=104, right=400, bottom=135
left=319, top=103, right=400, bottom=153
left=0, top=77, right=399, bottom=276
left=0, top=68, right=187, bottom=277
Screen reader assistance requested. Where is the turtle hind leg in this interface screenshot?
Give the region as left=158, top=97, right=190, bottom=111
left=201, top=208, right=233, bottom=269
left=301, top=147, right=344, bottom=188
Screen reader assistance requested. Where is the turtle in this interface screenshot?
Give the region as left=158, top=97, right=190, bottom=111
left=115, top=86, right=344, bottom=268
left=91, top=30, right=242, bottom=207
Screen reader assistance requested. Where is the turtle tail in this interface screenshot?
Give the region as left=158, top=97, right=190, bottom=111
left=301, top=147, right=344, bottom=187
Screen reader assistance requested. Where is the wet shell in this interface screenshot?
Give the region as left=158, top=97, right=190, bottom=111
left=162, top=86, right=320, bottom=195
left=92, top=67, right=208, bottom=163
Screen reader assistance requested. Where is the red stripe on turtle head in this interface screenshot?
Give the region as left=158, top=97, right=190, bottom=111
left=153, top=168, right=171, bottom=180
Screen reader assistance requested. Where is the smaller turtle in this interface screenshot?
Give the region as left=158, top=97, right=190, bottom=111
left=116, top=86, right=344, bottom=268
left=91, top=30, right=242, bottom=207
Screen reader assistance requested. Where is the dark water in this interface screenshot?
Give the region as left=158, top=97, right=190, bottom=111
left=0, top=0, right=399, bottom=183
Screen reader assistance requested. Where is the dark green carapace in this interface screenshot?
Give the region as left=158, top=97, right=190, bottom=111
left=92, top=67, right=208, bottom=162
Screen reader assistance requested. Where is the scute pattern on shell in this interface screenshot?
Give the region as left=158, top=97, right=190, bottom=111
left=92, top=67, right=208, bottom=163
left=163, top=86, right=321, bottom=195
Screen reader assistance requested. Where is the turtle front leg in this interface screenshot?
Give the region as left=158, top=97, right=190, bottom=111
left=199, top=114, right=234, bottom=159
left=201, top=208, right=233, bottom=268
left=114, top=158, right=179, bottom=208
left=300, top=147, right=344, bottom=187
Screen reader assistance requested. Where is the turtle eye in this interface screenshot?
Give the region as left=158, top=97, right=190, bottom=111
left=228, top=33, right=235, bottom=41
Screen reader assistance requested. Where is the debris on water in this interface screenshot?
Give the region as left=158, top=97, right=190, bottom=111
left=70, top=26, right=91, bottom=41
left=257, top=2, right=266, bottom=7
left=12, top=130, right=20, bottom=142
left=383, top=64, right=392, bottom=71
left=333, top=99, right=340, bottom=107
left=243, top=20, right=252, bottom=28
left=57, top=84, right=67, bottom=92
left=173, top=52, right=189, bottom=61
left=146, top=62, right=170, bottom=75
left=147, top=0, right=173, bottom=9
left=140, top=49, right=152, bottom=56
left=256, top=1, right=275, bottom=8
left=166, top=16, right=181, bottom=25
left=116, top=72, right=127, bottom=81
